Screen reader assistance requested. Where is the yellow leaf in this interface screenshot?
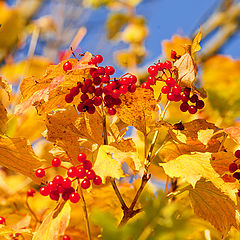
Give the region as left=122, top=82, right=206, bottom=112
left=116, top=87, right=158, bottom=135
left=33, top=201, right=71, bottom=240
left=191, top=26, right=202, bottom=55
left=0, top=76, right=12, bottom=100
left=224, top=127, right=240, bottom=144
left=0, top=102, right=7, bottom=134
left=188, top=179, right=240, bottom=235
left=0, top=135, right=45, bottom=184
left=160, top=152, right=238, bottom=203
left=93, top=145, right=125, bottom=183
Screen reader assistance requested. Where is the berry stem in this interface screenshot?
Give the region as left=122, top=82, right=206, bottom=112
left=79, top=187, right=92, bottom=240
left=25, top=197, right=41, bottom=223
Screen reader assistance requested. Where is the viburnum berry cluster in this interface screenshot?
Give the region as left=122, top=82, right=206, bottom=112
left=64, top=54, right=137, bottom=115
left=229, top=150, right=240, bottom=197
left=35, top=153, right=102, bottom=203
left=141, top=51, right=205, bottom=114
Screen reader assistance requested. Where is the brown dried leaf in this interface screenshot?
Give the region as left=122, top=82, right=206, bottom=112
left=116, top=87, right=158, bottom=134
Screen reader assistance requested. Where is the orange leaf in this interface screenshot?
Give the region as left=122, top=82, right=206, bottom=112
left=224, top=127, right=240, bottom=144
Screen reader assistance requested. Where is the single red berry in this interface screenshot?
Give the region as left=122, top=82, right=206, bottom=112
left=67, top=167, right=78, bottom=178
left=105, top=66, right=115, bottom=75
left=128, top=75, right=137, bottom=84
left=171, top=50, right=177, bottom=59
left=85, top=78, right=92, bottom=87
left=65, top=94, right=74, bottom=103
left=69, top=192, right=80, bottom=203
left=119, top=85, right=128, bottom=94
left=93, top=176, right=102, bottom=185
left=77, top=103, right=85, bottom=112
left=70, top=87, right=79, bottom=96
left=35, top=168, right=45, bottom=178
left=76, top=168, right=87, bottom=179
left=87, top=105, right=96, bottom=114
left=183, top=87, right=191, bottom=96
left=83, top=160, right=93, bottom=170
left=0, top=217, right=5, bottom=225
left=181, top=93, right=189, bottom=102
left=93, top=76, right=102, bottom=86
left=156, top=62, right=164, bottom=71
left=164, top=60, right=172, bottom=69
left=147, top=76, right=156, bottom=85
left=81, top=93, right=89, bottom=102
left=141, top=82, right=151, bottom=89
left=77, top=153, right=87, bottom=163
left=103, top=85, right=113, bottom=95
left=86, top=170, right=96, bottom=180
left=180, top=102, right=189, bottom=112
left=161, top=85, right=170, bottom=94
left=113, top=98, right=122, bottom=106
left=81, top=179, right=91, bottom=189
left=108, top=81, right=117, bottom=89
left=233, top=172, right=240, bottom=180
left=88, top=85, right=96, bottom=94
left=229, top=163, right=238, bottom=173
left=95, top=87, right=103, bottom=96
left=101, top=75, right=110, bottom=83
left=166, top=77, right=175, bottom=87
left=62, top=178, right=72, bottom=189
left=235, top=150, right=240, bottom=158
left=97, top=66, right=105, bottom=75
left=84, top=99, right=94, bottom=107
left=167, top=92, right=175, bottom=101
left=94, top=54, right=103, bottom=64
left=128, top=84, right=136, bottom=93
left=57, top=185, right=65, bottom=194
left=62, top=235, right=71, bottom=240
left=196, top=100, right=205, bottom=109
left=81, top=85, right=88, bottom=94
left=47, top=181, right=57, bottom=191
left=40, top=186, right=50, bottom=196
left=119, top=77, right=129, bottom=85
left=172, top=85, right=182, bottom=95
left=53, top=175, right=64, bottom=185
left=27, top=189, right=35, bottom=197
left=93, top=96, right=102, bottom=106
left=190, top=94, right=198, bottom=103
left=188, top=105, right=197, bottom=114
left=52, top=158, right=61, bottom=167
left=63, top=61, right=72, bottom=71
left=108, top=107, right=116, bottom=115
left=112, top=89, right=120, bottom=99
left=148, top=65, right=158, bottom=76
left=49, top=190, right=60, bottom=201
left=174, top=94, right=181, bottom=102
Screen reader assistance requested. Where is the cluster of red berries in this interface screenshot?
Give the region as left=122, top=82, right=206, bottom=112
left=141, top=52, right=204, bottom=114
left=63, top=54, right=137, bottom=115
left=35, top=153, right=102, bottom=203
left=228, top=150, right=240, bottom=197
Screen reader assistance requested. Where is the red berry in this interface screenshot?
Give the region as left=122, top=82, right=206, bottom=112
left=49, top=190, right=60, bottom=201
left=54, top=175, right=64, bottom=185
left=148, top=65, right=158, bottom=76
left=65, top=94, right=74, bottom=103
left=0, top=217, right=5, bottom=224
left=81, top=85, right=88, bottom=94
left=196, top=100, right=205, bottom=109
left=161, top=85, right=170, bottom=94
left=63, top=61, right=72, bottom=71
left=35, top=168, right=45, bottom=178
left=128, top=84, right=136, bottom=93
left=108, top=107, right=116, bottom=115
left=156, top=62, right=164, bottom=71
left=63, top=235, right=71, bottom=240
left=62, top=178, right=72, bottom=189
left=86, top=170, right=96, bottom=180
left=128, top=75, right=137, bottom=84
left=88, top=85, right=95, bottom=94
left=27, top=189, right=35, bottom=197
left=188, top=105, right=197, bottom=114
left=164, top=60, right=172, bottom=69
left=147, top=76, right=156, bottom=85
left=142, top=82, right=151, bottom=89
left=77, top=103, right=85, bottom=112
left=69, top=192, right=80, bottom=203
left=119, top=77, right=129, bottom=85
left=52, top=158, right=61, bottom=167
left=183, top=87, right=191, bottom=96
left=93, top=176, right=102, bottom=185
left=233, top=172, right=240, bottom=180
left=77, top=153, right=87, bottom=162
left=119, top=85, right=128, bottom=94
left=229, top=163, right=238, bottom=173
left=83, top=160, right=93, bottom=170
left=81, top=93, right=89, bottom=102
left=76, top=168, right=87, bottom=179
left=174, top=94, right=181, bottom=102
left=40, top=186, right=50, bottom=196
left=94, top=55, right=103, bottom=64
left=101, top=75, right=110, bottom=83
left=108, top=81, right=117, bottom=89
left=165, top=77, right=175, bottom=87
left=97, top=66, right=105, bottom=75
left=93, top=76, right=102, bottom=86
left=70, top=87, right=79, bottom=97
left=67, top=167, right=78, bottom=178
left=85, top=78, right=92, bottom=87
left=171, top=50, right=177, bottom=59
left=112, top=89, right=120, bottom=99
left=87, top=105, right=96, bottom=114
left=113, top=98, right=122, bottom=106
left=190, top=94, right=198, bottom=103
left=103, top=85, right=113, bottom=95
left=172, top=85, right=182, bottom=95
left=180, top=102, right=189, bottom=112
left=105, top=66, right=115, bottom=75
left=81, top=179, right=91, bottom=189
left=167, top=92, right=175, bottom=101
left=181, top=93, right=189, bottom=102
left=93, top=96, right=102, bottom=106
left=235, top=150, right=240, bottom=158
left=95, top=87, right=103, bottom=96
left=48, top=181, right=57, bottom=191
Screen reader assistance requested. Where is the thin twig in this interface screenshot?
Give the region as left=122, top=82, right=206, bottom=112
left=79, top=187, right=92, bottom=240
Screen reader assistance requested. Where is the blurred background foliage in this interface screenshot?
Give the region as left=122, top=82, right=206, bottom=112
left=0, top=0, right=240, bottom=239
